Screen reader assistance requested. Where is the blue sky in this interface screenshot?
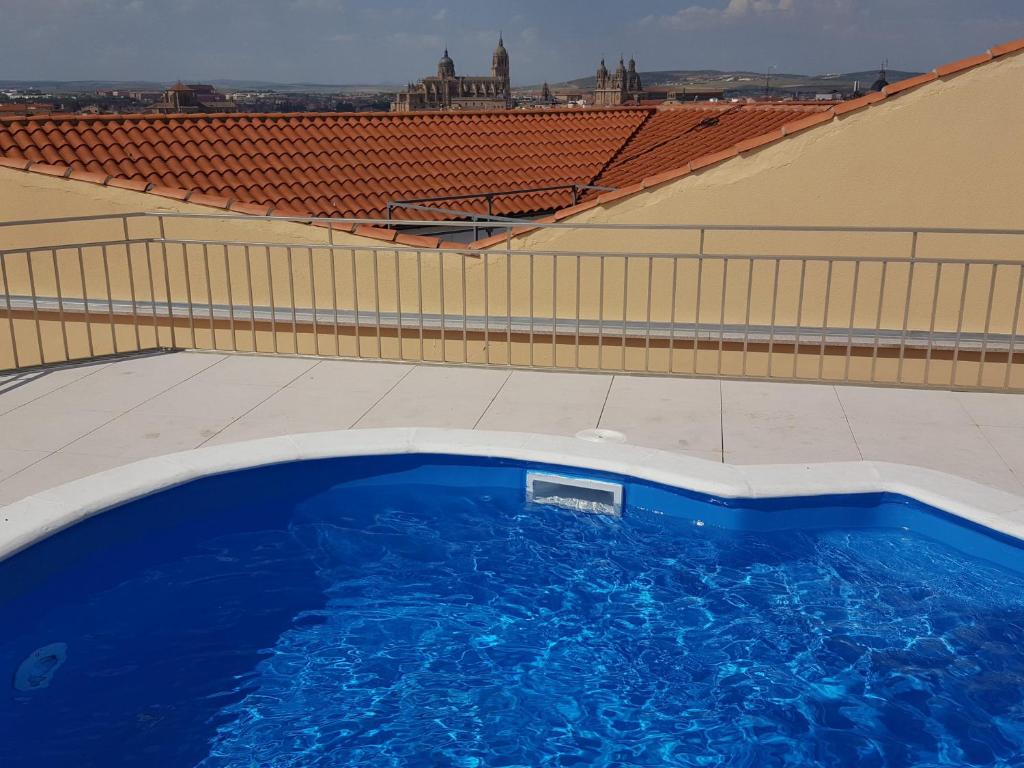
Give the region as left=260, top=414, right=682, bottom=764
left=3, top=0, right=1024, bottom=84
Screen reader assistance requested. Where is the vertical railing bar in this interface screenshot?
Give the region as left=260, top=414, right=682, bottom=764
left=1002, top=265, right=1024, bottom=390
left=717, top=257, right=729, bottom=377
left=817, top=260, right=834, bottom=381
left=203, top=243, right=215, bottom=351
left=791, top=259, right=806, bottom=380
left=643, top=256, right=653, bottom=373
left=266, top=245, right=278, bottom=355
left=0, top=254, right=19, bottom=369
left=766, top=258, right=780, bottom=379
left=843, top=260, right=860, bottom=383
left=551, top=254, right=557, bottom=368
left=923, top=262, right=942, bottom=386
left=895, top=260, right=916, bottom=384
left=244, top=246, right=256, bottom=353
left=394, top=249, right=404, bottom=361
left=574, top=255, right=581, bottom=370
left=157, top=214, right=171, bottom=348
left=741, top=257, right=754, bottom=377
left=976, top=263, right=999, bottom=388
left=124, top=240, right=141, bottom=352
left=416, top=250, right=425, bottom=361
left=225, top=245, right=237, bottom=352
left=529, top=253, right=535, bottom=368
left=597, top=256, right=606, bottom=371
left=308, top=246, right=317, bottom=356
left=869, top=261, right=888, bottom=384
left=506, top=249, right=513, bottom=366
left=462, top=252, right=469, bottom=364
left=101, top=245, right=118, bottom=355
left=183, top=244, right=196, bottom=349
left=668, top=255, right=678, bottom=374
left=483, top=248, right=491, bottom=365
left=950, top=263, right=971, bottom=388
left=25, top=252, right=45, bottom=364
left=620, top=256, right=629, bottom=372
left=352, top=250, right=364, bottom=362
left=330, top=247, right=340, bottom=358
left=692, top=257, right=704, bottom=375
left=78, top=246, right=95, bottom=358
left=506, top=231, right=513, bottom=366
left=51, top=248, right=70, bottom=362
left=438, top=251, right=446, bottom=363
left=286, top=246, right=298, bottom=355
left=371, top=248, right=382, bottom=359
left=144, top=241, right=159, bottom=347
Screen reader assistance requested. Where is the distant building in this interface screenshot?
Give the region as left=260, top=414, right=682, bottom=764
left=146, top=82, right=237, bottom=114
left=392, top=37, right=512, bottom=112
left=594, top=57, right=644, bottom=106
left=0, top=103, right=55, bottom=117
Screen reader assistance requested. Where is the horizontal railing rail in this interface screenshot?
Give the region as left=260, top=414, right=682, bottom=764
left=1, top=212, right=1022, bottom=391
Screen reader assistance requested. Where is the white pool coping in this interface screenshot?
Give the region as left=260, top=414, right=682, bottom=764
left=1, top=428, right=1023, bottom=561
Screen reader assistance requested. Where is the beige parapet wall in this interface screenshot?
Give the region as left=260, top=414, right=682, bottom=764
left=1, top=50, right=1023, bottom=388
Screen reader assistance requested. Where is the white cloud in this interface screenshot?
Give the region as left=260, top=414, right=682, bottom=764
left=655, top=0, right=811, bottom=31
left=432, top=8, right=447, bottom=21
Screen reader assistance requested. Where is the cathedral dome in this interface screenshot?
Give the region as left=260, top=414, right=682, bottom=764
left=438, top=49, right=455, bottom=78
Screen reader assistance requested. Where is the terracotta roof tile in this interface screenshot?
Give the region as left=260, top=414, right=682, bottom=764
left=935, top=52, right=994, bottom=77
left=0, top=109, right=651, bottom=220
left=591, top=103, right=832, bottom=190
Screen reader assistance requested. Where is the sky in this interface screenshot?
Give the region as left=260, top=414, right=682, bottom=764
left=3, top=0, right=1024, bottom=85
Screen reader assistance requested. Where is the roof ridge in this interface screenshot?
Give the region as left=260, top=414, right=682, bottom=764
left=0, top=105, right=657, bottom=126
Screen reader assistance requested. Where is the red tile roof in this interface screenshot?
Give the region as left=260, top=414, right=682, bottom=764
left=0, top=109, right=650, bottom=220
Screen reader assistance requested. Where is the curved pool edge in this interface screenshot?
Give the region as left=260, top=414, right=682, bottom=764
left=1, top=427, right=1023, bottom=561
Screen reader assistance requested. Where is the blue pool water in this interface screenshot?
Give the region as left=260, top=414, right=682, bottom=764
left=2, top=455, right=1024, bottom=767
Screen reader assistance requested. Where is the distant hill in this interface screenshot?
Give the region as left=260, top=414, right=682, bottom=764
left=0, top=80, right=404, bottom=94
left=541, top=69, right=921, bottom=96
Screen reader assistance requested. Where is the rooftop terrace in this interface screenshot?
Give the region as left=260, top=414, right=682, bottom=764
left=1, top=350, right=1022, bottom=507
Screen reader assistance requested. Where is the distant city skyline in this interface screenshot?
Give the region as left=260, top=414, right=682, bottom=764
left=2, top=0, right=1023, bottom=85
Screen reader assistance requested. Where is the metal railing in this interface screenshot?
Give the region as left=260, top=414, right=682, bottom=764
left=1, top=212, right=1023, bottom=391
left=385, top=183, right=616, bottom=223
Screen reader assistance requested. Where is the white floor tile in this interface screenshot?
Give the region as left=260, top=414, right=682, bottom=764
left=836, top=385, right=973, bottom=425
left=979, top=426, right=1024, bottom=477
left=0, top=402, right=119, bottom=452
left=476, top=371, right=611, bottom=436
left=956, top=391, right=1024, bottom=428
left=0, top=451, right=129, bottom=506
left=600, top=376, right=722, bottom=454
left=357, top=366, right=510, bottom=429
left=723, top=412, right=862, bottom=465
left=723, top=380, right=845, bottom=419
left=63, top=409, right=237, bottom=460
left=136, top=379, right=280, bottom=418
left=849, top=418, right=1024, bottom=495
left=0, top=361, right=109, bottom=415
left=0, top=447, right=50, bottom=482
left=192, top=353, right=317, bottom=386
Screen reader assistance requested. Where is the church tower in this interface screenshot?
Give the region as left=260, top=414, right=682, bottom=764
left=438, top=49, right=455, bottom=79
left=491, top=34, right=511, bottom=105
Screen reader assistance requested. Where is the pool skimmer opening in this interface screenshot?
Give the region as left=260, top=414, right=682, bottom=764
left=526, top=471, right=623, bottom=517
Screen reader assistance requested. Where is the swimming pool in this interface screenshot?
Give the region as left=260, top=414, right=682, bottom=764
left=2, top=430, right=1023, bottom=767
